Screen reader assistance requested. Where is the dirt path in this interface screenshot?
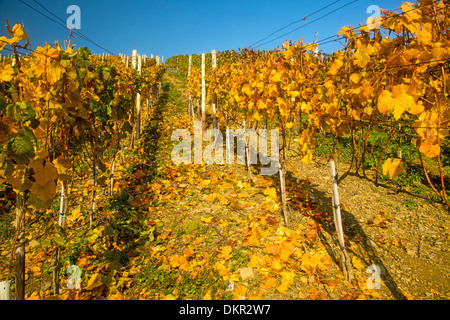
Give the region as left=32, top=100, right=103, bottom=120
left=161, top=72, right=450, bottom=299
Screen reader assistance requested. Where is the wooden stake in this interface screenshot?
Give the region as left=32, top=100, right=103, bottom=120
left=14, top=191, right=25, bottom=300
left=188, top=55, right=193, bottom=118
left=132, top=50, right=137, bottom=69
left=136, top=54, right=142, bottom=140
left=212, top=50, right=217, bottom=131
left=110, top=147, right=116, bottom=197
left=330, top=159, right=351, bottom=281
left=89, top=164, right=98, bottom=229
left=279, top=162, right=288, bottom=226
left=201, top=53, right=206, bottom=133
left=244, top=120, right=252, bottom=184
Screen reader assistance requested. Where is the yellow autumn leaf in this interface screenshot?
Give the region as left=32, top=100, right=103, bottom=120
left=0, top=64, right=14, bottom=82
left=169, top=255, right=181, bottom=268
left=328, top=58, right=343, bottom=75
left=214, top=261, right=228, bottom=277
left=285, top=122, right=294, bottom=129
left=53, top=156, right=72, bottom=175
left=382, top=158, right=403, bottom=179
left=260, top=276, right=277, bottom=289
left=201, top=179, right=211, bottom=186
left=263, top=187, right=277, bottom=200
left=26, top=291, right=40, bottom=300
left=419, top=141, right=440, bottom=158
left=85, top=273, right=103, bottom=290
left=352, top=256, right=365, bottom=269
left=392, top=92, right=415, bottom=120
left=277, top=272, right=295, bottom=294
left=253, top=110, right=261, bottom=121
left=178, top=256, right=190, bottom=271
left=280, top=270, right=295, bottom=283
left=200, top=216, right=213, bottom=223
left=300, top=251, right=326, bottom=275
left=431, top=42, right=449, bottom=62
left=0, top=36, right=10, bottom=50
left=12, top=24, right=29, bottom=42
left=290, top=91, right=300, bottom=98
left=204, top=193, right=217, bottom=202
left=350, top=73, right=360, bottom=84
left=233, top=283, right=247, bottom=299
left=195, top=236, right=203, bottom=244
left=301, top=150, right=313, bottom=164
left=377, top=90, right=392, bottom=115
left=276, top=281, right=291, bottom=294
left=217, top=246, right=233, bottom=260
left=382, top=158, right=392, bottom=176
left=230, top=274, right=240, bottom=282
left=388, top=158, right=403, bottom=179
left=354, top=48, right=370, bottom=68
left=337, top=26, right=351, bottom=37
left=68, top=206, right=82, bottom=222
left=408, top=100, right=424, bottom=115
left=218, top=219, right=230, bottom=227
left=341, top=202, right=350, bottom=212
left=203, top=292, right=212, bottom=300
left=242, top=84, right=252, bottom=96
left=248, top=290, right=264, bottom=300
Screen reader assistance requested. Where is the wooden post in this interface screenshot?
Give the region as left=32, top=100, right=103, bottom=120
left=226, top=114, right=230, bottom=162
left=244, top=120, right=252, bottom=184
left=14, top=190, right=25, bottom=300
left=279, top=162, right=288, bottom=225
left=211, top=50, right=217, bottom=131
left=330, top=159, right=351, bottom=280
left=132, top=50, right=137, bottom=69
left=0, top=280, right=11, bottom=300
left=188, top=55, right=192, bottom=118
left=110, top=146, right=116, bottom=197
left=52, top=179, right=68, bottom=295
left=136, top=54, right=142, bottom=140
left=156, top=56, right=160, bottom=65
left=89, top=163, right=98, bottom=229
left=201, top=53, right=206, bottom=133
left=58, top=181, right=67, bottom=228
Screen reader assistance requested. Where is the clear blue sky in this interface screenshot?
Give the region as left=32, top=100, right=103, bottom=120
left=0, top=0, right=407, bottom=59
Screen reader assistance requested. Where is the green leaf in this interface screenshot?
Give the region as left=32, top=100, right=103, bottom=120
left=40, top=239, right=52, bottom=248
left=6, top=103, right=15, bottom=118
left=27, top=193, right=53, bottom=210
left=3, top=159, right=15, bottom=176
left=53, top=235, right=65, bottom=247
left=18, top=101, right=28, bottom=110
left=0, top=95, right=7, bottom=113
left=7, top=131, right=35, bottom=164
